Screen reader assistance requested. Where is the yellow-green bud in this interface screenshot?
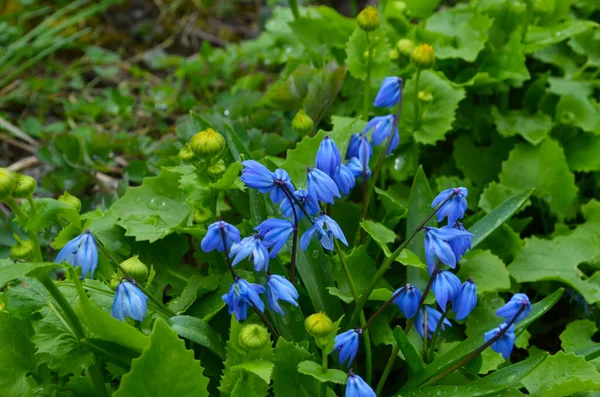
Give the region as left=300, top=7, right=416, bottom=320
left=10, top=238, right=34, bottom=260
left=560, top=111, right=575, bottom=125
left=120, top=255, right=149, bottom=283
left=109, top=273, right=121, bottom=290
left=207, top=159, right=227, bottom=179
left=0, top=168, right=16, bottom=201
left=305, top=312, right=334, bottom=338
left=58, top=192, right=82, bottom=212
left=411, top=44, right=435, bottom=69
left=396, top=39, right=415, bottom=57
left=238, top=324, right=270, bottom=351
left=357, top=6, right=380, bottom=32
left=12, top=174, right=36, bottom=198
left=389, top=49, right=399, bottom=60
left=387, top=1, right=406, bottom=15
left=178, top=143, right=196, bottom=162
left=194, top=208, right=212, bottom=223
left=292, top=109, right=314, bottom=136
left=190, top=128, right=226, bottom=159
left=418, top=90, right=433, bottom=103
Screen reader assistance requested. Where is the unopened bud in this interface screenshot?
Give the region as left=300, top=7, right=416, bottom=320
left=396, top=39, right=415, bottom=56
left=12, top=174, right=36, bottom=198
left=305, top=312, right=334, bottom=338
left=207, top=159, right=227, bottom=179
left=292, top=109, right=314, bottom=136
left=109, top=273, right=121, bottom=290
left=178, top=143, right=196, bottom=162
left=0, top=168, right=16, bottom=201
left=357, top=6, right=380, bottom=32
left=239, top=324, right=269, bottom=351
left=120, top=255, right=149, bottom=283
left=389, top=49, right=399, bottom=60
left=194, top=208, right=212, bottom=223
left=190, top=128, right=226, bottom=159
left=58, top=192, right=82, bottom=212
left=411, top=44, right=435, bottom=69
left=418, top=90, right=433, bottom=102
left=560, top=111, right=575, bottom=125
left=10, top=236, right=34, bottom=260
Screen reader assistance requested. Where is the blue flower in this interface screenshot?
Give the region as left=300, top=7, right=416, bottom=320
left=56, top=230, right=98, bottom=279
left=316, top=136, right=342, bottom=177
left=241, top=160, right=294, bottom=204
left=201, top=221, right=241, bottom=253
left=346, top=371, right=376, bottom=397
left=255, top=218, right=295, bottom=258
left=266, top=274, right=299, bottom=315
left=333, top=164, right=356, bottom=195
left=432, top=187, right=469, bottom=225
left=222, top=278, right=266, bottom=321
left=496, top=293, right=531, bottom=323
left=373, top=77, right=403, bottom=108
left=307, top=167, right=340, bottom=204
left=484, top=323, right=516, bottom=359
left=111, top=281, right=148, bottom=322
left=280, top=189, right=319, bottom=220
left=453, top=278, right=477, bottom=321
left=229, top=235, right=270, bottom=272
left=346, top=133, right=373, bottom=164
left=300, top=214, right=348, bottom=251
left=432, top=270, right=461, bottom=312
left=424, top=226, right=475, bottom=275
left=393, top=284, right=422, bottom=319
left=365, top=115, right=399, bottom=155
left=333, top=329, right=362, bottom=367
left=415, top=306, right=452, bottom=339
left=346, top=157, right=371, bottom=179
left=443, top=222, right=472, bottom=262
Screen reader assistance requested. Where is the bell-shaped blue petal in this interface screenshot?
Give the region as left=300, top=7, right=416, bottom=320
left=222, top=278, right=266, bottom=321
left=373, top=77, right=403, bottom=108
left=55, top=230, right=98, bottom=279
left=453, top=278, right=477, bottom=321
left=346, top=133, right=373, bottom=164
left=280, top=189, right=319, bottom=220
left=424, top=226, right=475, bottom=275
left=271, top=169, right=295, bottom=203
left=432, top=187, right=469, bottom=225
left=266, top=274, right=299, bottom=315
left=415, top=306, right=452, bottom=339
left=201, top=221, right=241, bottom=253
left=333, top=329, right=362, bottom=367
left=241, top=160, right=294, bottom=204
left=255, top=218, right=295, bottom=258
left=365, top=115, right=399, bottom=154
left=393, top=284, right=422, bottom=319
left=229, top=235, right=270, bottom=272
left=346, top=157, right=371, bottom=179
left=346, top=371, right=376, bottom=397
left=111, top=281, right=148, bottom=322
left=432, top=270, right=461, bottom=312
left=442, top=221, right=472, bottom=262
left=484, top=323, right=516, bottom=359
left=301, top=214, right=348, bottom=251
left=333, top=164, right=356, bottom=195
left=496, top=293, right=531, bottom=323
left=307, top=167, right=340, bottom=204
left=316, top=136, right=342, bottom=177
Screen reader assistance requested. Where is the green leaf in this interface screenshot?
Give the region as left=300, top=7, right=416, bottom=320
left=569, top=28, right=600, bottom=66
left=453, top=134, right=512, bottom=188
left=361, top=220, right=396, bottom=255
left=288, top=7, right=355, bottom=50
left=547, top=77, right=594, bottom=97
left=20, top=198, right=79, bottom=233
left=473, top=353, right=548, bottom=387
left=491, top=107, right=552, bottom=145
left=565, top=133, right=600, bottom=172
left=261, top=64, right=313, bottom=111
left=457, top=250, right=511, bottom=294
left=272, top=338, right=320, bottom=397
left=0, top=311, right=37, bottom=396
left=210, top=162, right=243, bottom=190
left=524, top=19, right=597, bottom=53
left=393, top=326, right=425, bottom=375
left=555, top=94, right=600, bottom=134
left=303, top=66, right=346, bottom=124
left=403, top=0, right=441, bottom=18
left=478, top=33, right=530, bottom=85
left=167, top=315, right=226, bottom=360
left=297, top=360, right=347, bottom=384
left=167, top=274, right=220, bottom=314
left=401, top=385, right=507, bottom=397
left=346, top=27, right=391, bottom=80
left=114, top=318, right=210, bottom=397
left=0, top=259, right=57, bottom=286
left=560, top=320, right=598, bottom=353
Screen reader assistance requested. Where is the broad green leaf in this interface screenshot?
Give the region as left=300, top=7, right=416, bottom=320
left=473, top=353, right=548, bottom=387
left=523, top=19, right=597, bottom=53
left=261, top=64, right=313, bottom=111
left=0, top=311, right=37, bottom=395
left=374, top=187, right=409, bottom=217
left=297, top=360, right=347, bottom=384
left=167, top=315, right=226, bottom=360
left=555, top=94, right=600, bottom=134
left=478, top=33, right=530, bottom=85
left=532, top=43, right=579, bottom=77
left=272, top=338, right=321, bottom=397
left=491, top=107, right=552, bottom=145
left=457, top=250, right=511, bottom=294
left=346, top=27, right=391, bottom=80
left=547, top=77, right=594, bottom=97
left=20, top=198, right=79, bottom=232
left=403, top=0, right=441, bottom=18
left=560, top=320, right=598, bottom=353
left=565, top=133, right=600, bottom=172
left=393, top=326, right=425, bottom=375
left=288, top=7, right=355, bottom=50
left=303, top=67, right=346, bottom=124
left=0, top=259, right=57, bottom=286
left=478, top=182, right=530, bottom=214
left=400, top=385, right=506, bottom=397
left=361, top=220, right=396, bottom=256
left=230, top=361, right=274, bottom=385
left=453, top=134, right=512, bottom=188
left=210, top=162, right=243, bottom=190
left=167, top=274, right=220, bottom=314
left=114, top=319, right=210, bottom=397
left=230, top=372, right=269, bottom=397
left=569, top=28, right=600, bottom=66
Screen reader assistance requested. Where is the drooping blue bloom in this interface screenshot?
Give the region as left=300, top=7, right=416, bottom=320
left=393, top=284, right=422, bottom=319
left=496, top=293, right=531, bottom=323
left=346, top=133, right=373, bottom=164
left=424, top=226, right=475, bottom=275
left=56, top=230, right=98, bottom=279
left=484, top=323, right=516, bottom=359
left=229, top=235, right=270, bottom=272
left=346, top=371, right=376, bottom=397
left=280, top=189, right=320, bottom=220
left=111, top=281, right=148, bottom=322
left=307, top=167, right=340, bottom=204
left=373, top=77, right=403, bottom=108
left=346, top=157, right=371, bottom=179
left=415, top=306, right=452, bottom=339
left=241, top=160, right=294, bottom=204
left=300, top=214, right=348, bottom=251
left=333, top=164, right=356, bottom=195
left=432, top=270, right=461, bottom=312
left=255, top=218, right=295, bottom=258
left=266, top=274, right=299, bottom=315
left=443, top=221, right=472, bottom=262
left=315, top=136, right=342, bottom=177
left=365, top=115, right=400, bottom=154
left=432, top=187, right=469, bottom=225
left=333, top=329, right=362, bottom=367
left=201, top=221, right=241, bottom=253
left=453, top=278, right=477, bottom=321
left=222, top=278, right=266, bottom=321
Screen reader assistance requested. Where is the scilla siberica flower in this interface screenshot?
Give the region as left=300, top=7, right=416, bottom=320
left=424, top=226, right=474, bottom=275
left=300, top=214, right=348, bottom=251
left=266, top=274, right=299, bottom=315
left=496, top=293, right=531, bottom=323
left=280, top=189, right=319, bottom=220
left=315, top=136, right=342, bottom=177
left=432, top=187, right=468, bottom=225
left=364, top=115, right=399, bottom=155
left=201, top=221, right=240, bottom=253
left=111, top=281, right=148, bottom=322
left=443, top=221, right=472, bottom=262
left=333, top=164, right=356, bottom=195
left=346, top=157, right=371, bottom=179
left=484, top=323, right=516, bottom=359
left=222, top=278, right=265, bottom=321
left=307, top=167, right=340, bottom=204
left=432, top=270, right=461, bottom=311
left=373, top=76, right=403, bottom=108
left=415, top=306, right=452, bottom=339
left=229, top=234, right=270, bottom=272
left=346, top=132, right=373, bottom=164
left=346, top=370, right=376, bottom=397
left=393, top=284, right=422, bottom=319
left=255, top=218, right=295, bottom=258
left=241, top=160, right=294, bottom=204
left=453, top=278, right=477, bottom=321
left=56, top=230, right=98, bottom=278
left=333, top=329, right=362, bottom=366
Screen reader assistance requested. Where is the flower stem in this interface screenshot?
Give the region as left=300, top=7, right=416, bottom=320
left=375, top=343, right=399, bottom=396
left=4, top=197, right=28, bottom=221
left=282, top=188, right=300, bottom=284
left=87, top=363, right=109, bottom=397
left=289, top=0, right=300, bottom=20
left=422, top=308, right=429, bottom=358
left=320, top=349, right=328, bottom=397
left=427, top=309, right=447, bottom=363
left=403, top=261, right=439, bottom=334
left=80, top=338, right=131, bottom=369
left=362, top=32, right=372, bottom=121
left=413, top=68, right=422, bottom=130
left=251, top=304, right=280, bottom=341
left=362, top=286, right=406, bottom=332
left=38, top=273, right=86, bottom=339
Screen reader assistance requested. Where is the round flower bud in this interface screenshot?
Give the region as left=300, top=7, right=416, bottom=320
left=120, top=255, right=149, bottom=283
left=357, top=6, right=380, bottom=32
left=389, top=49, right=399, bottom=60
left=12, top=174, right=36, bottom=198
left=194, top=208, right=212, bottom=223
left=109, top=273, right=121, bottom=290
left=396, top=39, right=415, bottom=57
left=207, top=159, right=227, bottom=179
left=58, top=192, right=82, bottom=212
left=10, top=238, right=34, bottom=260
left=190, top=128, right=226, bottom=159
left=305, top=312, right=334, bottom=338
left=292, top=109, right=314, bottom=137
left=0, top=168, right=16, bottom=201
left=239, top=324, right=270, bottom=351
left=418, top=90, right=433, bottom=103
left=411, top=44, right=435, bottom=69
left=178, top=143, right=196, bottom=162
left=560, top=111, right=575, bottom=125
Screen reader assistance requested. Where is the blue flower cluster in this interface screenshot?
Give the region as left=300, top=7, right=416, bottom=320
left=485, top=293, right=532, bottom=358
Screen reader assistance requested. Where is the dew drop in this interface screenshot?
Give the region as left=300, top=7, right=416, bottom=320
left=147, top=198, right=159, bottom=210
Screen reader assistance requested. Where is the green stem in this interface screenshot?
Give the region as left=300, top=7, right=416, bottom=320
left=404, top=263, right=439, bottom=334
left=4, top=197, right=29, bottom=221
left=252, top=304, right=280, bottom=341
left=422, top=308, right=428, bottom=359
left=38, top=273, right=86, bottom=339
left=87, top=363, right=109, bottom=397
left=289, top=0, right=300, bottom=20
left=521, top=0, right=533, bottom=43
left=375, top=343, right=399, bottom=396
left=362, top=286, right=406, bottom=332
left=428, top=309, right=447, bottom=363
left=320, top=349, right=328, bottom=397
left=80, top=339, right=131, bottom=369
left=413, top=68, right=422, bottom=130
left=362, top=32, right=372, bottom=121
